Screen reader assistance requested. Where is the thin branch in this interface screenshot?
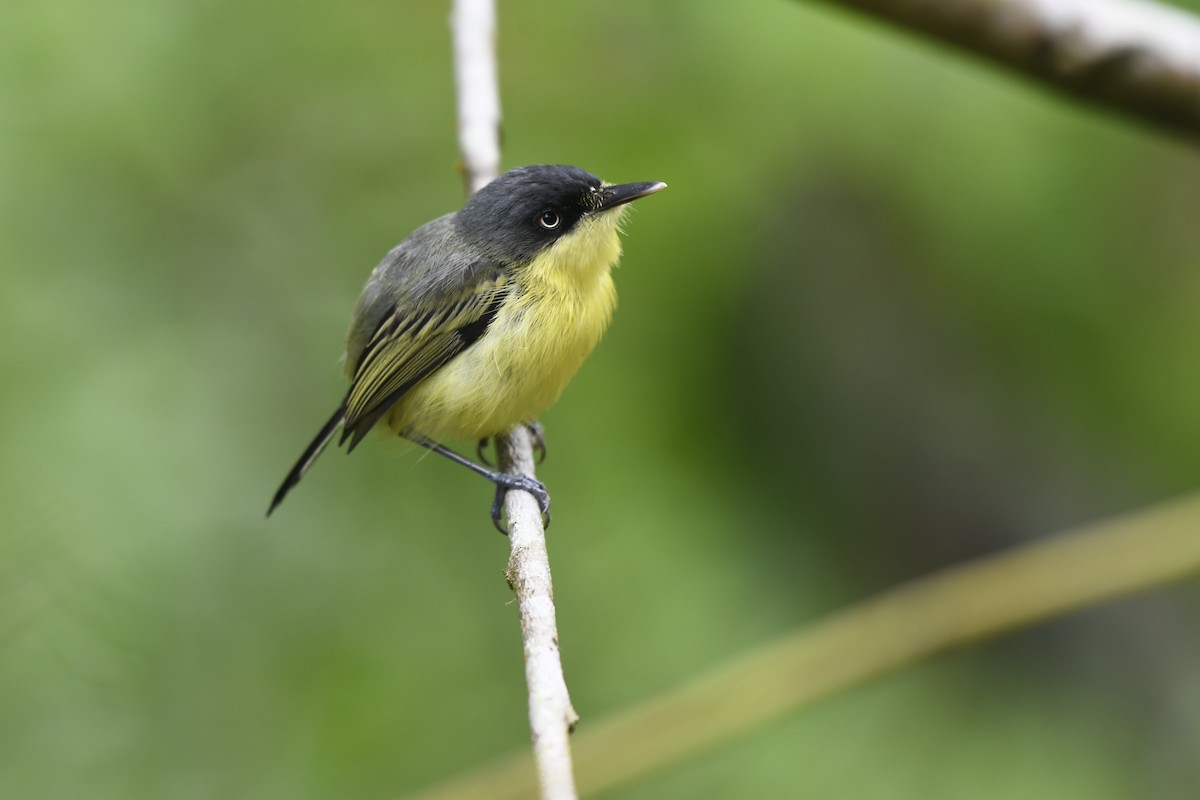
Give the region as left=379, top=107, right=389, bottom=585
left=807, top=0, right=1200, bottom=143
left=403, top=492, right=1200, bottom=800
left=450, top=2, right=579, bottom=799
left=499, top=426, right=580, bottom=797
left=452, top=0, right=501, bottom=193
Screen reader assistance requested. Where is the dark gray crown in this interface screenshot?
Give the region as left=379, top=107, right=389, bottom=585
left=456, top=165, right=604, bottom=263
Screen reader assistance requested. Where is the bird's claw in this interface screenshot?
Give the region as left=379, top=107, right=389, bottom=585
left=525, top=421, right=547, bottom=465
left=476, top=437, right=494, bottom=468
left=490, top=474, right=552, bottom=535
left=478, top=427, right=541, bottom=468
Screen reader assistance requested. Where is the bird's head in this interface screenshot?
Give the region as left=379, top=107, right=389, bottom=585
left=456, top=164, right=666, bottom=265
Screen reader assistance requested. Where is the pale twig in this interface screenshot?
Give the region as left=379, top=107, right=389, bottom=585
left=450, top=2, right=579, bottom=799
left=452, top=0, right=501, bottom=193
left=808, top=0, right=1200, bottom=142
left=498, top=427, right=580, bottom=798
left=403, top=493, right=1200, bottom=799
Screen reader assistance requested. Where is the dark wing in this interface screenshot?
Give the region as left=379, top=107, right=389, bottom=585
left=339, top=271, right=510, bottom=450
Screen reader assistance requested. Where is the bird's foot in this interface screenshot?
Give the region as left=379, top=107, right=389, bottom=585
left=490, top=474, right=551, bottom=535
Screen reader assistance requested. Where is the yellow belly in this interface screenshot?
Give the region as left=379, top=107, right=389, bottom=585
left=384, top=216, right=622, bottom=442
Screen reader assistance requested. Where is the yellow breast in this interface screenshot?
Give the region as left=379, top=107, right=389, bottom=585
left=386, top=212, right=623, bottom=442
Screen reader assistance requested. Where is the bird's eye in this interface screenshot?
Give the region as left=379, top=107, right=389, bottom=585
left=538, top=210, right=561, bottom=230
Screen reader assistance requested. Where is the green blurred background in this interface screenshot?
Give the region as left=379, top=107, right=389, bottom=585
left=4, top=0, right=1200, bottom=797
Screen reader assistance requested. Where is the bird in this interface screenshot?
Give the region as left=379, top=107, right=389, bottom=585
left=268, top=164, right=666, bottom=531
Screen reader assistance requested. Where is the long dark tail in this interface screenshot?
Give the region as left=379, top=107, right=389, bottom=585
left=267, top=402, right=347, bottom=517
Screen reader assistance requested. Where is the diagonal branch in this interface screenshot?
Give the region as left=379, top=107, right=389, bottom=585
left=403, top=492, right=1200, bottom=800
left=450, top=2, right=579, bottom=799
left=807, top=0, right=1200, bottom=143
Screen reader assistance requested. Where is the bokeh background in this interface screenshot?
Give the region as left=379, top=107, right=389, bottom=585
left=4, top=0, right=1200, bottom=797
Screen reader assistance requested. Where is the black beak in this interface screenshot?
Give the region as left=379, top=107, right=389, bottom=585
left=596, top=181, right=667, bottom=212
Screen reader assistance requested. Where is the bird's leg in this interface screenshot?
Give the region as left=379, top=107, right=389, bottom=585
left=409, top=437, right=551, bottom=534
left=525, top=421, right=547, bottom=465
